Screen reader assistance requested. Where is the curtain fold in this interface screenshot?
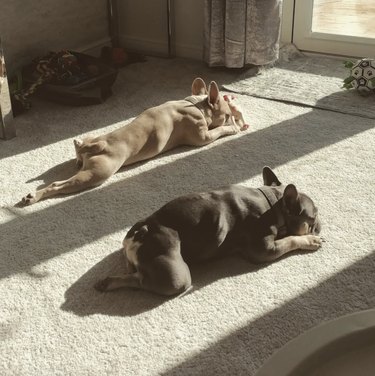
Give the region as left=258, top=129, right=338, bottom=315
left=204, top=0, right=282, bottom=68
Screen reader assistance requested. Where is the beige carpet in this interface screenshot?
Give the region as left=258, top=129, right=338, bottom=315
left=1, top=56, right=374, bottom=376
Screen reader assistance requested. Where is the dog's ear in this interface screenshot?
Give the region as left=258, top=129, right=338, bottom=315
left=262, top=166, right=282, bottom=186
left=191, top=77, right=207, bottom=95
left=283, top=184, right=301, bottom=214
left=207, top=81, right=220, bottom=107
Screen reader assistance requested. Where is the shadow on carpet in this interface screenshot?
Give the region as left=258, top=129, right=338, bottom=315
left=62, top=249, right=271, bottom=317
left=61, top=249, right=315, bottom=317
left=160, top=250, right=375, bottom=375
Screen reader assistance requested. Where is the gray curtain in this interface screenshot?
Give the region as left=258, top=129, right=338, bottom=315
left=204, top=0, right=282, bottom=68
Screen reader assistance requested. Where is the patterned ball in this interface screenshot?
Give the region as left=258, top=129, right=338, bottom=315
left=349, top=58, right=375, bottom=95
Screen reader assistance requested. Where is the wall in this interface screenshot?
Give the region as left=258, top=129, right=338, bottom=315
left=118, top=0, right=291, bottom=60
left=118, top=0, right=204, bottom=59
left=0, top=0, right=109, bottom=75
left=1, top=1, right=290, bottom=76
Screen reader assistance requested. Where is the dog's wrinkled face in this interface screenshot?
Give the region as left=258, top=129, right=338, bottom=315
left=262, top=166, right=321, bottom=236
left=283, top=184, right=321, bottom=236
left=207, top=84, right=237, bottom=128
left=191, top=77, right=244, bottom=129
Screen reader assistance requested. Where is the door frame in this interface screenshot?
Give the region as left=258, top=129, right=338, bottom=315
left=281, top=0, right=375, bottom=58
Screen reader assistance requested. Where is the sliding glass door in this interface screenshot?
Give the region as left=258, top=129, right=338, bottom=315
left=293, top=0, right=375, bottom=57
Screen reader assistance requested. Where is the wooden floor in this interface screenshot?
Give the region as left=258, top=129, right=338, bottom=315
left=312, top=0, right=375, bottom=38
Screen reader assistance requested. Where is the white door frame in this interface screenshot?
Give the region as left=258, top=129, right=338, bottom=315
left=281, top=0, right=375, bottom=58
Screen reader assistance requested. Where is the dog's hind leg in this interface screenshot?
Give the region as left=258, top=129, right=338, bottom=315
left=21, top=169, right=107, bottom=205
left=96, top=225, right=192, bottom=296
left=95, top=254, right=192, bottom=296
left=95, top=263, right=192, bottom=296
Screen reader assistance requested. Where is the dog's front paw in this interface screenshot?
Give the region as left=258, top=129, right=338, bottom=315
left=94, top=277, right=112, bottom=292
left=299, top=235, right=323, bottom=251
left=230, top=123, right=242, bottom=134
left=21, top=193, right=36, bottom=206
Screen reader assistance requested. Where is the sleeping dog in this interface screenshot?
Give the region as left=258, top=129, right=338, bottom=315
left=22, top=77, right=248, bottom=205
left=95, top=167, right=322, bottom=296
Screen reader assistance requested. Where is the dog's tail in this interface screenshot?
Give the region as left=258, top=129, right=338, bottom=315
left=74, top=139, right=107, bottom=155
left=125, top=221, right=149, bottom=241
left=79, top=140, right=107, bottom=154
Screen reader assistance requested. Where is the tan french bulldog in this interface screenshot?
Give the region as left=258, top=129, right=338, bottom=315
left=22, top=78, right=248, bottom=205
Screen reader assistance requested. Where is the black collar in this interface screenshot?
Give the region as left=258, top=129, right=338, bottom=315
left=257, top=187, right=279, bottom=208
left=258, top=186, right=288, bottom=237
left=184, top=95, right=207, bottom=123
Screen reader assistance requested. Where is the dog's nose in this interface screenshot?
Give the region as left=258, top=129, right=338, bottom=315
left=313, top=220, right=322, bottom=235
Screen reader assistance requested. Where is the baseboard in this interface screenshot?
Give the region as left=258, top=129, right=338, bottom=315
left=175, top=42, right=203, bottom=61
left=75, top=35, right=203, bottom=60
left=76, top=37, right=112, bottom=57
left=120, top=36, right=168, bottom=57
left=119, top=35, right=203, bottom=60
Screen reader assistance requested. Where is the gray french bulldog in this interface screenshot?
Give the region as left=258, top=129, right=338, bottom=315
left=96, top=167, right=322, bottom=296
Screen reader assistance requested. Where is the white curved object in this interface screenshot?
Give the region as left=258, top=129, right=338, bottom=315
left=255, top=309, right=375, bottom=376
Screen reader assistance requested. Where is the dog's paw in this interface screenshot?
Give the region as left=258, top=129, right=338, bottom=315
left=231, top=123, right=242, bottom=134
left=299, top=235, right=323, bottom=251
left=21, top=193, right=36, bottom=206
left=94, top=278, right=111, bottom=292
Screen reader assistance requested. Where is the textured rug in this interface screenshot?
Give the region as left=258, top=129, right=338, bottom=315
left=223, top=46, right=375, bottom=119
left=1, top=56, right=374, bottom=376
